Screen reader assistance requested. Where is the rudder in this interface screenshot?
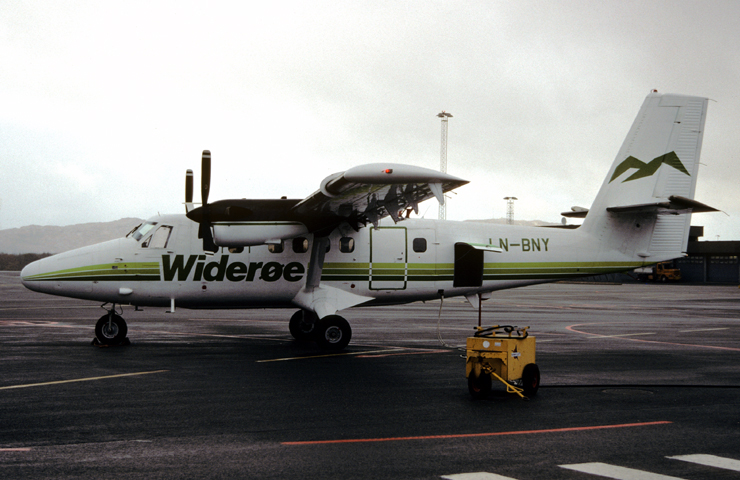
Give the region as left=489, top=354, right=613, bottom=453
left=581, top=91, right=711, bottom=262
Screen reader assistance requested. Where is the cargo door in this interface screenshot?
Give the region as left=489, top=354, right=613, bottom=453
left=454, top=242, right=484, bottom=287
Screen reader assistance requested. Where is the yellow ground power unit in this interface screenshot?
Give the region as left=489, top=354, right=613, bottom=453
left=465, top=325, right=540, bottom=399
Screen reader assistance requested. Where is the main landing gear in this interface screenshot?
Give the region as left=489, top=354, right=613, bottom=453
left=289, top=310, right=352, bottom=351
left=94, top=304, right=129, bottom=346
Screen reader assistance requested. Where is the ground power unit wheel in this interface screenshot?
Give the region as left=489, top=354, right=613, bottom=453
left=468, top=373, right=492, bottom=400
left=522, top=363, right=540, bottom=397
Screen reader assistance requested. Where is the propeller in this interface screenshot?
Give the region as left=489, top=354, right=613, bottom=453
left=196, top=150, right=218, bottom=253
left=185, top=169, right=193, bottom=204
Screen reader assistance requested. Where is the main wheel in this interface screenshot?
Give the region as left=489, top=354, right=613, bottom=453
left=95, top=313, right=128, bottom=345
left=522, top=363, right=540, bottom=397
left=289, top=310, right=318, bottom=341
left=314, top=315, right=352, bottom=351
left=468, top=373, right=492, bottom=400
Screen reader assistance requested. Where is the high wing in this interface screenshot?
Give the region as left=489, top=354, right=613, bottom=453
left=293, top=163, right=469, bottom=229
left=186, top=155, right=468, bottom=250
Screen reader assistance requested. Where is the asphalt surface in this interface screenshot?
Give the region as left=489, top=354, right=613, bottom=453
left=1, top=271, right=739, bottom=479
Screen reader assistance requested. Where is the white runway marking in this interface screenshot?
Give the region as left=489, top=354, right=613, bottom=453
left=667, top=454, right=740, bottom=472
left=560, top=462, right=685, bottom=479
left=440, top=454, right=740, bottom=479
left=441, top=473, right=517, bottom=480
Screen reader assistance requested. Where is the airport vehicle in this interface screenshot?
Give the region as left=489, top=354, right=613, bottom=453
left=466, top=325, right=538, bottom=399
left=21, top=91, right=718, bottom=351
left=634, top=261, right=682, bottom=282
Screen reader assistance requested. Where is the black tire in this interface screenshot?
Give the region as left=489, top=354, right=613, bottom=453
left=314, top=315, right=352, bottom=351
left=468, top=373, right=492, bottom=400
left=660, top=275, right=667, bottom=283
left=522, top=363, right=540, bottom=397
left=95, top=313, right=128, bottom=345
left=289, top=310, right=318, bottom=341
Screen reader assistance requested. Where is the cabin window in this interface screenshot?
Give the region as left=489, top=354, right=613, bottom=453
left=413, top=238, right=427, bottom=253
left=268, top=241, right=284, bottom=254
left=293, top=237, right=308, bottom=253
left=340, top=237, right=355, bottom=253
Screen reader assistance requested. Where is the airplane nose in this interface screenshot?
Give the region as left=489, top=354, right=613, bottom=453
left=20, top=259, right=41, bottom=290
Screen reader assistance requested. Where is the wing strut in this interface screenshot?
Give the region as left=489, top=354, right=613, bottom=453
left=292, top=235, right=373, bottom=318
left=306, top=237, right=329, bottom=290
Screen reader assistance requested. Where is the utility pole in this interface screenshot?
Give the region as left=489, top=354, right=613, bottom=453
left=504, top=196, right=518, bottom=225
left=437, top=111, right=452, bottom=220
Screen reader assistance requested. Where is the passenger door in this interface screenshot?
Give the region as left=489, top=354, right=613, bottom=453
left=369, top=226, right=407, bottom=290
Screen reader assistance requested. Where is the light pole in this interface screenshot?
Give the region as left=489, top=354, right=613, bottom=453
left=437, top=111, right=452, bottom=220
left=504, top=197, right=518, bottom=225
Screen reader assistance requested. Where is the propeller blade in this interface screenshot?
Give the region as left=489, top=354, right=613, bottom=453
left=198, top=220, right=218, bottom=252
left=198, top=150, right=217, bottom=253
left=201, top=150, right=211, bottom=206
left=185, top=169, right=193, bottom=203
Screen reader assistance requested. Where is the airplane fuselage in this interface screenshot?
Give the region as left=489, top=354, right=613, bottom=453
left=21, top=214, right=647, bottom=311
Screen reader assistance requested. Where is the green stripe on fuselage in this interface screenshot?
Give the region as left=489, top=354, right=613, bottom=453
left=24, top=262, right=161, bottom=281
left=320, top=261, right=641, bottom=282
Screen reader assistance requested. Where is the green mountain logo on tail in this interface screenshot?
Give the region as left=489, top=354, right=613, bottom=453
left=609, top=151, right=689, bottom=183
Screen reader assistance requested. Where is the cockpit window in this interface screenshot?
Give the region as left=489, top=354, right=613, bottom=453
left=125, top=223, right=142, bottom=238
left=147, top=225, right=173, bottom=248
left=131, top=222, right=158, bottom=241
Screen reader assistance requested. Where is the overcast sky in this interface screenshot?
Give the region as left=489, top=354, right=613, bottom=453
left=2, top=1, right=739, bottom=240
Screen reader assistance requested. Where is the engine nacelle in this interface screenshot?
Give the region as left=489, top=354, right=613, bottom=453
left=212, top=222, right=309, bottom=247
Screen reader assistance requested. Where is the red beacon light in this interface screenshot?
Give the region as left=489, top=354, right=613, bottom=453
left=384, top=168, right=393, bottom=174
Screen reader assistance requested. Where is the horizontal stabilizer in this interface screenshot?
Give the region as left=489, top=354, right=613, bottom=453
left=607, top=196, right=719, bottom=215
left=561, top=206, right=589, bottom=218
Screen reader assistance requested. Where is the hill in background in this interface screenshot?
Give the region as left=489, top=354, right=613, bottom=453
left=1, top=216, right=567, bottom=256
left=0, top=218, right=143, bottom=255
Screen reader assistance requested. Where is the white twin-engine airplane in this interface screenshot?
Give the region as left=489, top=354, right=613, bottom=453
left=21, top=91, right=719, bottom=350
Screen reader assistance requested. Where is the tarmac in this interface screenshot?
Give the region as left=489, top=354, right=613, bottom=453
left=1, top=270, right=739, bottom=479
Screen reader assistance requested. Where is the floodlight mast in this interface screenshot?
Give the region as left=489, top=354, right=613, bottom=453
left=504, top=196, right=518, bottom=225
left=437, top=111, right=452, bottom=220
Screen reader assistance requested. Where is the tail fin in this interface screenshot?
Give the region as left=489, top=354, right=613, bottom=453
left=581, top=91, right=714, bottom=262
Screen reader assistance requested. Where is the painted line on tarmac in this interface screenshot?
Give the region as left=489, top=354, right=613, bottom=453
left=668, top=454, right=740, bottom=472
left=0, top=320, right=89, bottom=328
left=679, top=327, right=729, bottom=333
left=257, top=348, right=445, bottom=362
left=561, top=462, right=686, bottom=479
left=587, top=332, right=656, bottom=338
left=281, top=421, right=672, bottom=446
left=0, top=448, right=32, bottom=452
left=0, top=370, right=168, bottom=390
left=567, top=324, right=740, bottom=352
left=355, top=349, right=448, bottom=358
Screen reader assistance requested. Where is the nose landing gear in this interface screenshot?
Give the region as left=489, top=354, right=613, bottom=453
left=93, top=304, right=130, bottom=346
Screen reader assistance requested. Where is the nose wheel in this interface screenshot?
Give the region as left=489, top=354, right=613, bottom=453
left=94, top=311, right=128, bottom=346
